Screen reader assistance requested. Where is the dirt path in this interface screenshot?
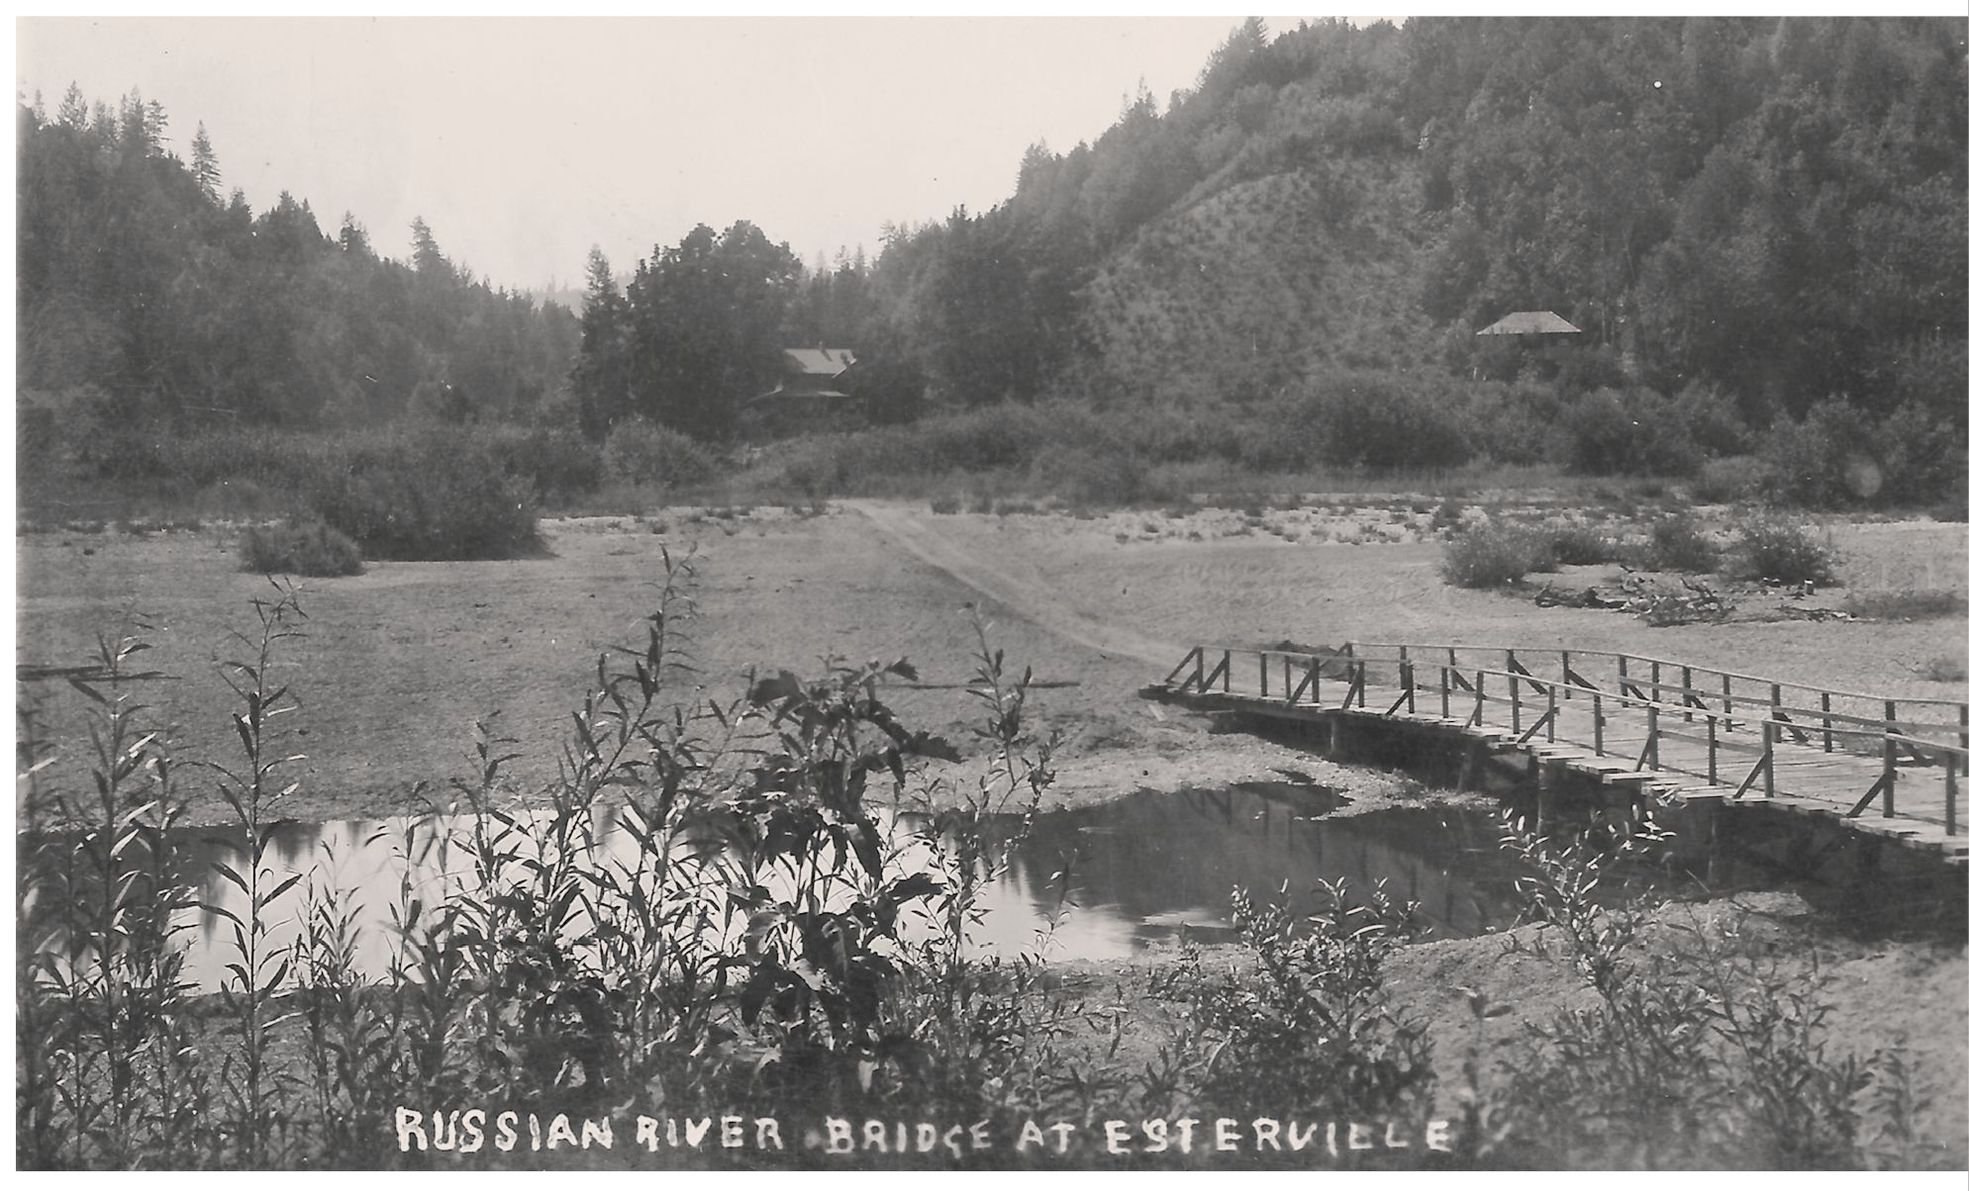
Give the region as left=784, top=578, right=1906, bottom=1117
left=842, top=500, right=1181, bottom=665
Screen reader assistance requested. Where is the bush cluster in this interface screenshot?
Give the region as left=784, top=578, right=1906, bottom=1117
left=1626, top=513, right=1720, bottom=573
left=1753, top=398, right=1967, bottom=511
left=1440, top=523, right=1553, bottom=589
left=300, top=432, right=539, bottom=561
left=1728, top=517, right=1838, bottom=586
left=235, top=519, right=365, bottom=577
left=485, top=425, right=603, bottom=501
left=602, top=419, right=720, bottom=489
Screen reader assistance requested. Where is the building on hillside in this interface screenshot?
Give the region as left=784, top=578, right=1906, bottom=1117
left=1471, top=310, right=1584, bottom=381
left=746, top=347, right=862, bottom=435
left=1475, top=310, right=1583, bottom=337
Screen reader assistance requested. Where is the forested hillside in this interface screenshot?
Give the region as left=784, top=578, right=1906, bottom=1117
left=850, top=16, right=1965, bottom=427
left=17, top=17, right=1968, bottom=511
left=16, top=87, right=579, bottom=428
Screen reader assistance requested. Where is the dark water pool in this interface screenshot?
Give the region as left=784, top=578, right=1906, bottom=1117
left=30, top=781, right=1528, bottom=990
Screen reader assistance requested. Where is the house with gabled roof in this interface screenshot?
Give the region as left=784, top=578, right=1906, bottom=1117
left=1476, top=310, right=1583, bottom=336
left=745, top=346, right=863, bottom=434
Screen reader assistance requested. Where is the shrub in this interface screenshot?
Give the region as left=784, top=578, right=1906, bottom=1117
left=1459, top=378, right=1563, bottom=466
left=1626, top=513, right=1720, bottom=573
left=488, top=426, right=603, bottom=500
left=1755, top=397, right=1968, bottom=511
left=1690, top=456, right=1756, bottom=504
left=1555, top=386, right=1706, bottom=478
left=1030, top=441, right=1156, bottom=507
left=1539, top=523, right=1617, bottom=565
left=1440, top=523, right=1555, bottom=588
left=1729, top=517, right=1838, bottom=586
left=603, top=419, right=720, bottom=488
left=1305, top=372, right=1472, bottom=470
left=301, top=433, right=538, bottom=561
left=1178, top=881, right=1432, bottom=1118
left=236, top=519, right=365, bottom=576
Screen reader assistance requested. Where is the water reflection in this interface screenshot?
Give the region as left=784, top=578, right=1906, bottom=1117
left=47, top=782, right=1526, bottom=991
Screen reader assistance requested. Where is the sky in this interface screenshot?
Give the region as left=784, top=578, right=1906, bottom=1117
left=15, top=14, right=1393, bottom=294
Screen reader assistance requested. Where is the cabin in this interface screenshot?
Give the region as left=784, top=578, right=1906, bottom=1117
left=746, top=347, right=862, bottom=435
left=1472, top=310, right=1583, bottom=380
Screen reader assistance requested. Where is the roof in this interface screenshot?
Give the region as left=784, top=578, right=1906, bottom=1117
left=781, top=347, right=857, bottom=376
left=1476, top=311, right=1583, bottom=336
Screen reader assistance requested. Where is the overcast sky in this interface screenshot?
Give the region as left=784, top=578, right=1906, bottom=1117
left=15, top=14, right=1398, bottom=293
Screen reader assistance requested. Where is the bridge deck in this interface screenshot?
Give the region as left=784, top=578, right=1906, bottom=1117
left=1148, top=642, right=1967, bottom=861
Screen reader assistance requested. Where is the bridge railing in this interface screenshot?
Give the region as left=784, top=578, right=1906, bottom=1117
left=1343, top=641, right=1969, bottom=753
left=1158, top=643, right=1962, bottom=835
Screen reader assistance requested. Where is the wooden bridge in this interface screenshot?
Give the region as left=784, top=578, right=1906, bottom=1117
left=1145, top=641, right=1967, bottom=864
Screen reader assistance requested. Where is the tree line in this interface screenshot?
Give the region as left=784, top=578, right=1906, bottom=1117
left=19, top=17, right=1968, bottom=464
left=17, top=87, right=580, bottom=429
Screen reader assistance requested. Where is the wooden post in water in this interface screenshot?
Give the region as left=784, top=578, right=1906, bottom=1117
left=1547, top=684, right=1558, bottom=742
left=1822, top=692, right=1834, bottom=752
left=1259, top=652, right=1269, bottom=699
left=1721, top=673, right=1733, bottom=730
left=1561, top=649, right=1572, bottom=701
left=1681, top=665, right=1693, bottom=722
left=1474, top=671, right=1485, bottom=726
left=1509, top=671, right=1521, bottom=734
left=1594, top=693, right=1604, bottom=755
left=1440, top=666, right=1451, bottom=719
left=1533, top=756, right=1557, bottom=832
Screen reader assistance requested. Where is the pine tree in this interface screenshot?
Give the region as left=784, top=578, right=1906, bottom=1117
left=191, top=122, right=221, bottom=198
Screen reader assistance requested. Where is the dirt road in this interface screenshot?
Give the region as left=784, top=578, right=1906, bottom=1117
left=842, top=500, right=1181, bottom=665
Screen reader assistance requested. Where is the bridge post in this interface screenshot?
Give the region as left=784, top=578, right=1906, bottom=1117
left=1762, top=722, right=1777, bottom=799
left=1594, top=693, right=1604, bottom=755
left=1707, top=715, right=1718, bottom=784
left=1822, top=692, right=1834, bottom=752
left=1561, top=649, right=1571, bottom=702
left=1474, top=671, right=1485, bottom=726
left=1881, top=734, right=1897, bottom=818
left=1947, top=752, right=1958, bottom=836
left=1440, top=666, right=1451, bottom=719
left=1509, top=672, right=1521, bottom=734
left=1260, top=652, right=1269, bottom=699
left=1722, top=673, right=1733, bottom=730
left=1681, top=665, right=1694, bottom=722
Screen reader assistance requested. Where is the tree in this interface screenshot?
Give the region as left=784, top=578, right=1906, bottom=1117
left=572, top=247, right=631, bottom=438
left=191, top=122, right=221, bottom=198
left=615, top=221, right=802, bottom=440
left=410, top=217, right=452, bottom=279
